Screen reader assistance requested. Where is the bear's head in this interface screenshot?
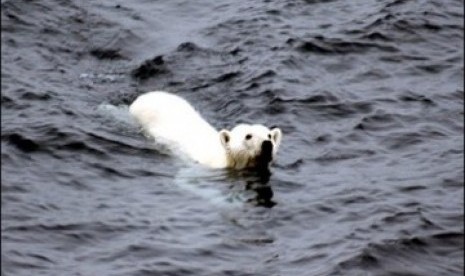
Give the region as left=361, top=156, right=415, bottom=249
left=219, top=124, right=282, bottom=170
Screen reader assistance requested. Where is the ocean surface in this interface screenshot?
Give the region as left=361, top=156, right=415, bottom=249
left=1, top=0, right=464, bottom=275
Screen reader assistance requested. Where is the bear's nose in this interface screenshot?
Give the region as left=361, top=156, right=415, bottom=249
left=260, top=140, right=273, bottom=160
left=262, top=140, right=272, bottom=151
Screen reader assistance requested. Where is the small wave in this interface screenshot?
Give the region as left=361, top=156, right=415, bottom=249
left=381, top=129, right=448, bottom=150
left=333, top=232, right=464, bottom=275
left=3, top=133, right=41, bottom=153
left=293, top=36, right=399, bottom=55
left=89, top=48, right=123, bottom=60
left=354, top=112, right=405, bottom=132
left=131, top=55, right=169, bottom=80
left=314, top=148, right=376, bottom=163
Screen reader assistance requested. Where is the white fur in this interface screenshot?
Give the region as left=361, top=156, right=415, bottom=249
left=129, top=91, right=282, bottom=169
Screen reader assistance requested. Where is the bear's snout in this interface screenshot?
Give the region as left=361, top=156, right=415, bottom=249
left=259, top=140, right=273, bottom=163
left=262, top=140, right=273, bottom=150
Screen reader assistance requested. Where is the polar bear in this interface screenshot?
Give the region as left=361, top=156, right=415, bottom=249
left=129, top=91, right=282, bottom=170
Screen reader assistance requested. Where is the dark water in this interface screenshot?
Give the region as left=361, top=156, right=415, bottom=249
left=1, top=0, right=464, bottom=275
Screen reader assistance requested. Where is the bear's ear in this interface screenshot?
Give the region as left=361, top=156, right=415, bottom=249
left=219, top=129, right=231, bottom=148
left=270, top=128, right=282, bottom=147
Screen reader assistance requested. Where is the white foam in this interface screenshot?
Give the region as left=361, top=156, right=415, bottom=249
left=173, top=165, right=246, bottom=208
left=97, top=103, right=138, bottom=127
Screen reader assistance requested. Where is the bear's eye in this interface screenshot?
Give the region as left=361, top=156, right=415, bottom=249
left=245, top=134, right=252, bottom=140
left=268, top=134, right=272, bottom=139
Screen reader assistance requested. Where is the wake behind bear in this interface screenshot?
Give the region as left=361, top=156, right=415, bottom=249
left=129, top=91, right=282, bottom=170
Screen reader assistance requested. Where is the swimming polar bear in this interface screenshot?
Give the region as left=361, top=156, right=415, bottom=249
left=129, top=91, right=282, bottom=170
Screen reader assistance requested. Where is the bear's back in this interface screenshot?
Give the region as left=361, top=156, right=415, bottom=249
left=129, top=91, right=227, bottom=168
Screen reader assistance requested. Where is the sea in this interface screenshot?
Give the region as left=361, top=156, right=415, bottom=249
left=1, top=0, right=463, bottom=275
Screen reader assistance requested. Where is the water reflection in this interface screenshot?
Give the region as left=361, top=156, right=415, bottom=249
left=230, top=168, right=276, bottom=208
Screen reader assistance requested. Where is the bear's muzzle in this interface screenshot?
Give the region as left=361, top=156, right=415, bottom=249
left=258, top=140, right=273, bottom=164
